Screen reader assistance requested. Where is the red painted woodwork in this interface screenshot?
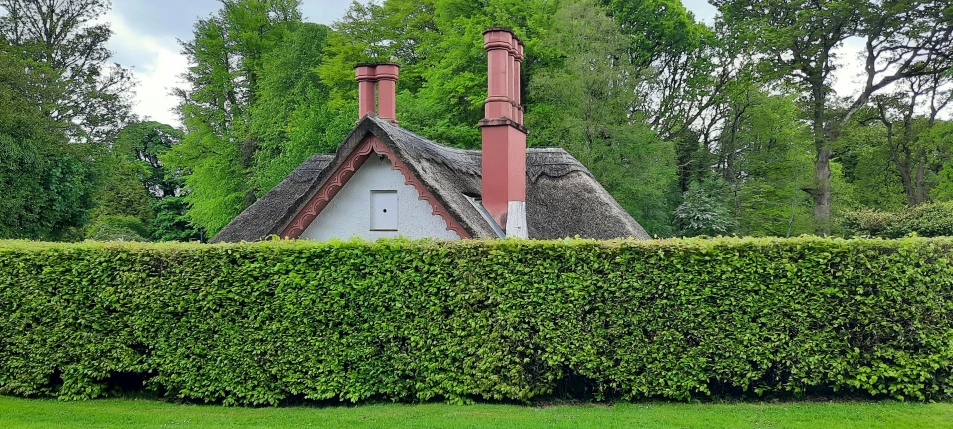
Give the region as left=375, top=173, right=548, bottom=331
left=280, top=135, right=469, bottom=239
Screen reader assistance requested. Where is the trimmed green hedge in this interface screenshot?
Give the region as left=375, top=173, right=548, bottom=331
left=1, top=237, right=953, bottom=405
left=842, top=201, right=953, bottom=238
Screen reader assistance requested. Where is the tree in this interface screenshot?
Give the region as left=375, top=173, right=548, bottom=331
left=167, top=0, right=302, bottom=234
left=96, top=121, right=201, bottom=242
left=675, top=180, right=735, bottom=236
left=0, top=0, right=134, bottom=144
left=713, top=90, right=817, bottom=236
left=528, top=0, right=679, bottom=236
left=319, top=0, right=559, bottom=149
left=114, top=122, right=186, bottom=198
left=86, top=121, right=195, bottom=242
left=864, top=72, right=953, bottom=205
left=0, top=40, right=94, bottom=240
left=110, top=121, right=200, bottom=242
left=599, top=0, right=731, bottom=141
left=712, top=0, right=953, bottom=233
left=250, top=22, right=353, bottom=193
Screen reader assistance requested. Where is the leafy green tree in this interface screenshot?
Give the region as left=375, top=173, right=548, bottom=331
left=865, top=73, right=953, bottom=206
left=713, top=91, right=817, bottom=236
left=927, top=122, right=953, bottom=201
left=835, top=119, right=909, bottom=211
left=675, top=179, right=735, bottom=236
left=108, top=121, right=199, bottom=242
left=319, top=0, right=559, bottom=149
left=527, top=0, right=679, bottom=236
left=249, top=22, right=354, bottom=193
left=167, top=0, right=302, bottom=234
left=712, top=0, right=953, bottom=233
left=0, top=41, right=94, bottom=240
left=0, top=0, right=134, bottom=144
left=149, top=197, right=200, bottom=242
left=599, top=0, right=727, bottom=140
left=114, top=122, right=187, bottom=199
left=87, top=162, right=153, bottom=226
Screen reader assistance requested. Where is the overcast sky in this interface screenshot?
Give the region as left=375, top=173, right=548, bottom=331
left=106, top=0, right=865, bottom=127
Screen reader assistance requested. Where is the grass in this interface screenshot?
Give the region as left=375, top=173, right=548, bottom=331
left=2, top=396, right=952, bottom=428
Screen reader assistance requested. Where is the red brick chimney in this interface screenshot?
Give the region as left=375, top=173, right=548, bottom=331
left=354, top=62, right=400, bottom=124
left=480, top=28, right=527, bottom=238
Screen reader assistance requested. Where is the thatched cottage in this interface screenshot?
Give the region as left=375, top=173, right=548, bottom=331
left=213, top=28, right=648, bottom=242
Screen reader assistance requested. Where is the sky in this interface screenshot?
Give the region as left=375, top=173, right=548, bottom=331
left=104, top=0, right=864, bottom=127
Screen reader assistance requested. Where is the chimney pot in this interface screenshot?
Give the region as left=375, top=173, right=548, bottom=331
left=483, top=29, right=515, bottom=121
left=354, top=62, right=400, bottom=124
left=355, top=64, right=377, bottom=120
left=507, top=37, right=518, bottom=121
left=375, top=63, right=400, bottom=125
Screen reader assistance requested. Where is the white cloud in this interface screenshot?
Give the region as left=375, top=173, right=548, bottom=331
left=104, top=9, right=187, bottom=127
left=830, top=38, right=871, bottom=100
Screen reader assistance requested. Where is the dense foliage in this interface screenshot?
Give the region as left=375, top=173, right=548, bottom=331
left=842, top=201, right=953, bottom=238
left=0, top=40, right=95, bottom=241
left=2, top=237, right=952, bottom=405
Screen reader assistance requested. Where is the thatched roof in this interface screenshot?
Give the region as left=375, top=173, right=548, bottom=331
left=212, top=116, right=649, bottom=242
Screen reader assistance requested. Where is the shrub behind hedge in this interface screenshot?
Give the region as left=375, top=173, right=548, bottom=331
left=1, top=237, right=952, bottom=405
left=842, top=201, right=953, bottom=238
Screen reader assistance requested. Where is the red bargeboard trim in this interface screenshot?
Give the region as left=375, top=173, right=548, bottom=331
left=279, top=135, right=471, bottom=239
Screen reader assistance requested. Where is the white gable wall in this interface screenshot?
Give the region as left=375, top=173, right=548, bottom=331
left=300, top=154, right=462, bottom=241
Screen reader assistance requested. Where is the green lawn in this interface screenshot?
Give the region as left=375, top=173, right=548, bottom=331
left=1, top=396, right=951, bottom=428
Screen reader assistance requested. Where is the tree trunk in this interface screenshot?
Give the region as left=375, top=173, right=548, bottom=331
left=813, top=149, right=832, bottom=235
left=914, top=148, right=927, bottom=205
left=896, top=143, right=927, bottom=206
left=899, top=162, right=917, bottom=206
left=811, top=79, right=832, bottom=235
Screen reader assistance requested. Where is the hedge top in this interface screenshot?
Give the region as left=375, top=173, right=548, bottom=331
left=3, top=235, right=952, bottom=252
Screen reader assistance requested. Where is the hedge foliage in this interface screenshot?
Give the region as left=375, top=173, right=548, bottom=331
left=1, top=237, right=953, bottom=405
left=842, top=201, right=953, bottom=238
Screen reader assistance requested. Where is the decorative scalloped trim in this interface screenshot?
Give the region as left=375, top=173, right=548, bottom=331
left=380, top=140, right=470, bottom=239
left=280, top=135, right=470, bottom=239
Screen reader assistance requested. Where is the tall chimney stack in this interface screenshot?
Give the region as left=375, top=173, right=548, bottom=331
left=354, top=62, right=400, bottom=124
left=480, top=27, right=527, bottom=238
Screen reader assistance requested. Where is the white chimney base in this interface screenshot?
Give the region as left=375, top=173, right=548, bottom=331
left=505, top=201, right=528, bottom=238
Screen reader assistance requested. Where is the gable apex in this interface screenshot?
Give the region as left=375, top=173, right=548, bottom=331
left=278, top=132, right=470, bottom=239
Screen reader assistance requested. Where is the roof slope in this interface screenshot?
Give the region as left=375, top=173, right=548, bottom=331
left=212, top=154, right=335, bottom=243
left=213, top=116, right=649, bottom=242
